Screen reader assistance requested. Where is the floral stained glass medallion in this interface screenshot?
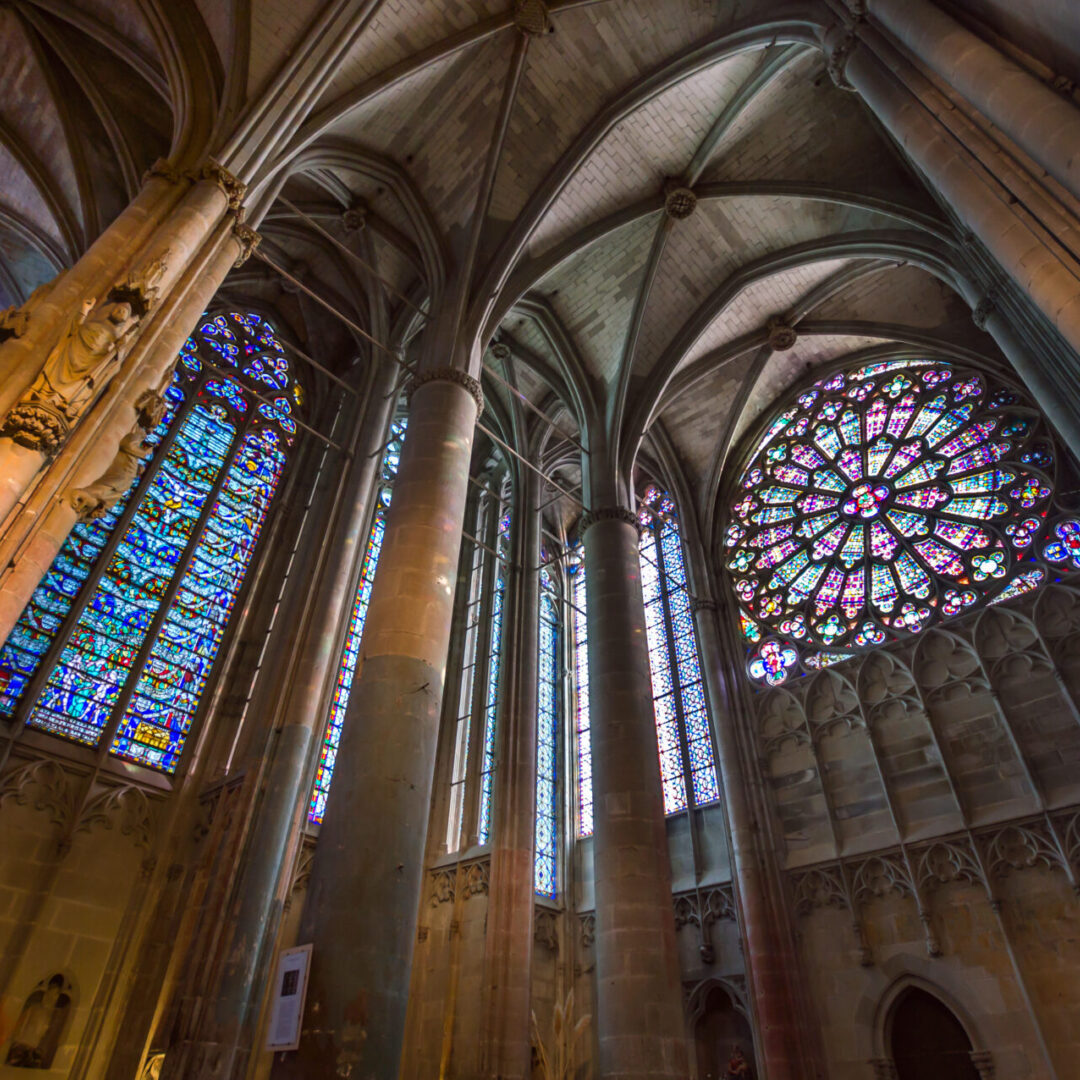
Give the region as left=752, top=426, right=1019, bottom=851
left=726, top=359, right=1072, bottom=686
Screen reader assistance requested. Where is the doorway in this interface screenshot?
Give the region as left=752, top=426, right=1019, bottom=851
left=889, top=987, right=979, bottom=1080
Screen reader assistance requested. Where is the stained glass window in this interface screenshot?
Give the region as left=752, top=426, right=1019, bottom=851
left=308, top=414, right=407, bottom=824
left=638, top=485, right=720, bottom=814
left=571, top=559, right=592, bottom=837
left=0, top=311, right=299, bottom=773
left=477, top=506, right=511, bottom=845
left=535, top=571, right=559, bottom=897
left=446, top=484, right=511, bottom=851
left=727, top=359, right=1071, bottom=685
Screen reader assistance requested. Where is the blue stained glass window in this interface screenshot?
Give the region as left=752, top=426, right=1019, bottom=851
left=571, top=560, right=592, bottom=837
left=535, top=573, right=559, bottom=897
left=0, top=311, right=299, bottom=773
left=477, top=509, right=511, bottom=846
left=638, top=485, right=720, bottom=814
left=308, top=417, right=406, bottom=824
left=729, top=359, right=1068, bottom=686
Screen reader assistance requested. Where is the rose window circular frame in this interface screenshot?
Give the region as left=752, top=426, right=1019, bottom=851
left=723, top=358, right=1080, bottom=686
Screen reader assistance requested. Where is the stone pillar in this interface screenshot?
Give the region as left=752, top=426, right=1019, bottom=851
left=481, top=466, right=538, bottom=1079
left=272, top=368, right=482, bottom=1080
left=0, top=212, right=256, bottom=646
left=870, top=0, right=1080, bottom=203
left=0, top=162, right=247, bottom=527
left=830, top=26, right=1080, bottom=362
left=583, top=508, right=687, bottom=1080
left=159, top=361, right=398, bottom=1080
left=692, top=599, right=806, bottom=1080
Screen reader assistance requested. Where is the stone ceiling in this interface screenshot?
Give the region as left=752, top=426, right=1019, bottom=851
left=0, top=0, right=1068, bottom=542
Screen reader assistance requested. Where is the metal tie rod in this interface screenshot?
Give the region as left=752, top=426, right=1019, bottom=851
left=276, top=334, right=360, bottom=397
left=475, top=419, right=584, bottom=510
left=482, top=361, right=586, bottom=454
left=280, top=197, right=430, bottom=321
left=254, top=250, right=415, bottom=372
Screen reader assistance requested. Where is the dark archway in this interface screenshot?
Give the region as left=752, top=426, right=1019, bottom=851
left=889, top=987, right=979, bottom=1080
left=693, top=986, right=754, bottom=1080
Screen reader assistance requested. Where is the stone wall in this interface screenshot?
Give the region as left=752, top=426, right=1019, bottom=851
left=750, top=581, right=1080, bottom=1077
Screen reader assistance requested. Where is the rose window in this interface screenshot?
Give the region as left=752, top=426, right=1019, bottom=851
left=726, top=359, right=1079, bottom=685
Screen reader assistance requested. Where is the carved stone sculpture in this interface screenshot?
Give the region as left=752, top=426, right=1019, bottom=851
left=1, top=255, right=167, bottom=456
left=67, top=388, right=167, bottom=520
left=4, top=973, right=72, bottom=1069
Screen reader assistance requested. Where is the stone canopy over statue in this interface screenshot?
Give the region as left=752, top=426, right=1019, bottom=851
left=0, top=254, right=168, bottom=457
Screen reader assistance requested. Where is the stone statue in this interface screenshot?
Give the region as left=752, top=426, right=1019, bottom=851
left=0, top=254, right=167, bottom=457
left=4, top=973, right=72, bottom=1069
left=726, top=1045, right=752, bottom=1079
left=67, top=388, right=168, bottom=520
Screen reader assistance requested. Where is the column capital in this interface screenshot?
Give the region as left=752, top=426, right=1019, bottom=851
left=972, top=290, right=998, bottom=330
left=969, top=1050, right=995, bottom=1079
left=689, top=596, right=718, bottom=614
left=198, top=160, right=247, bottom=213
left=407, top=367, right=484, bottom=415
left=824, top=20, right=864, bottom=92
left=579, top=506, right=638, bottom=534
left=232, top=221, right=261, bottom=267
left=141, top=157, right=190, bottom=188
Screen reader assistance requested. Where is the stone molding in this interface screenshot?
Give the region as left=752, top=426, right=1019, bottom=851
left=75, top=783, right=155, bottom=849
left=0, top=758, right=76, bottom=828
left=579, top=506, right=638, bottom=534
left=534, top=906, right=559, bottom=951
left=673, top=884, right=736, bottom=930
left=428, top=856, right=491, bottom=906
left=789, top=805, right=1080, bottom=920
left=408, top=367, right=484, bottom=415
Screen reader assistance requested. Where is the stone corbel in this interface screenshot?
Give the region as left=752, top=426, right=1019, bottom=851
left=824, top=18, right=864, bottom=92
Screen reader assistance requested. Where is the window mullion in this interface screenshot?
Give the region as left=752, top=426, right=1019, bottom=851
left=656, top=527, right=695, bottom=812
left=9, top=386, right=199, bottom=735
left=92, top=409, right=255, bottom=764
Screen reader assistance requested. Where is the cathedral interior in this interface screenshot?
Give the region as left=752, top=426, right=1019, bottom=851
left=0, top=1, right=1078, bottom=1077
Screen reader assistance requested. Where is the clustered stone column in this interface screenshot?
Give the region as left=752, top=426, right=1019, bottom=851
left=692, top=598, right=805, bottom=1080
left=480, top=465, right=539, bottom=1078
left=0, top=159, right=259, bottom=644
left=583, top=506, right=688, bottom=1080
left=272, top=368, right=482, bottom=1080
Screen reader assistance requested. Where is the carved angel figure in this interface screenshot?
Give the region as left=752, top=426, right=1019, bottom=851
left=67, top=389, right=166, bottom=520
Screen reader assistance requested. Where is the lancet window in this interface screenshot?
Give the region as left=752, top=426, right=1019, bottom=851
left=638, top=485, right=720, bottom=814
left=0, top=312, right=300, bottom=773
left=726, top=358, right=1076, bottom=686
left=570, top=559, right=592, bottom=838
left=308, top=412, right=407, bottom=824
left=534, top=569, right=560, bottom=896
left=445, top=478, right=511, bottom=851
